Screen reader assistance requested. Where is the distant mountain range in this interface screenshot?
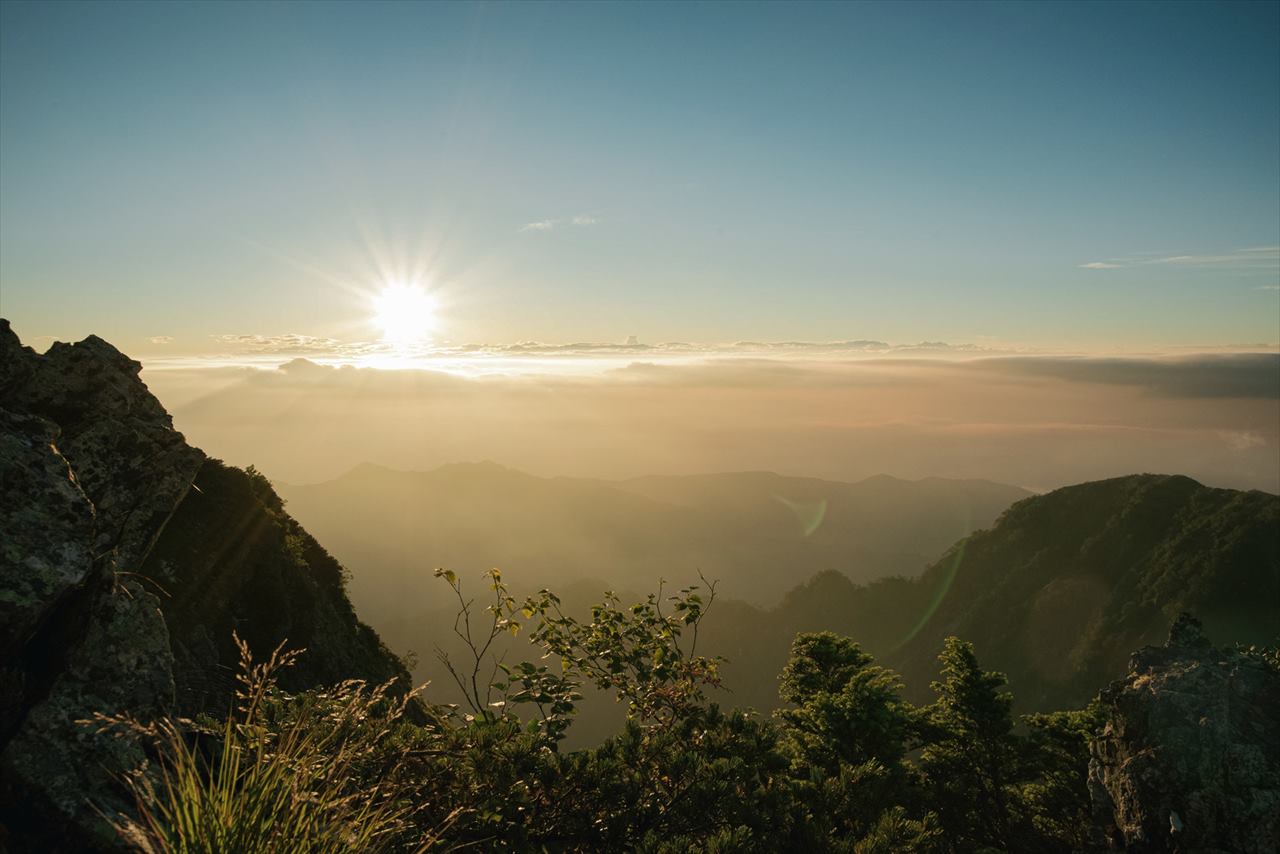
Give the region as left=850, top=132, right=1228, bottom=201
left=277, top=462, right=1032, bottom=616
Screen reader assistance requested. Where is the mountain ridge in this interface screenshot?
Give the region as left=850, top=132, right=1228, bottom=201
left=697, top=471, right=1280, bottom=717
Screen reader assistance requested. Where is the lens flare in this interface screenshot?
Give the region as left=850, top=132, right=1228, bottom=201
left=774, top=495, right=828, bottom=537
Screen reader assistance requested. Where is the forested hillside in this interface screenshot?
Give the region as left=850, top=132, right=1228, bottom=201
left=703, top=474, right=1279, bottom=715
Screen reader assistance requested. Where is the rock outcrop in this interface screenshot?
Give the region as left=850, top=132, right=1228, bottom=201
left=0, top=320, right=411, bottom=850
left=1089, top=613, right=1280, bottom=852
left=0, top=324, right=205, bottom=573
left=3, top=579, right=175, bottom=850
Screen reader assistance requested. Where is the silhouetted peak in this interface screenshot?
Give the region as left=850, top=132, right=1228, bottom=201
left=339, top=461, right=401, bottom=480
left=278, top=357, right=328, bottom=374
left=780, top=569, right=859, bottom=608
left=856, top=473, right=908, bottom=486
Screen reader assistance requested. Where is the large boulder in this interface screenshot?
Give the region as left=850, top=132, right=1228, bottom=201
left=1089, top=614, right=1280, bottom=852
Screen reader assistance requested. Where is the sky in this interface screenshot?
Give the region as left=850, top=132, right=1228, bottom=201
left=1, top=0, right=1277, bottom=356
left=1, top=1, right=1278, bottom=492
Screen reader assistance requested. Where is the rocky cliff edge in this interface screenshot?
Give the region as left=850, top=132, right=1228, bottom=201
left=0, top=320, right=411, bottom=850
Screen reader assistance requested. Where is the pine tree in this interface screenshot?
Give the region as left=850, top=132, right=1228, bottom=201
left=777, top=632, right=914, bottom=775
left=917, top=637, right=1023, bottom=850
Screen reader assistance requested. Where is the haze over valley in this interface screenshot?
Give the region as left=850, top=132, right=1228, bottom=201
left=277, top=461, right=1028, bottom=609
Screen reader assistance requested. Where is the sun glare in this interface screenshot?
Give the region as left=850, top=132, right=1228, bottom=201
left=371, top=283, right=439, bottom=347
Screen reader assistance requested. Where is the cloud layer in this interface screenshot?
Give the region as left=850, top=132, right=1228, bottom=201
left=192, top=335, right=1006, bottom=368
left=975, top=354, right=1280, bottom=399
left=141, top=351, right=1280, bottom=495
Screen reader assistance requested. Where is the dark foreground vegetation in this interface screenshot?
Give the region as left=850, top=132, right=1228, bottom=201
left=103, top=571, right=1107, bottom=853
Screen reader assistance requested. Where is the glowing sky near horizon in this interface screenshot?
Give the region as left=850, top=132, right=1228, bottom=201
left=0, top=1, right=1277, bottom=362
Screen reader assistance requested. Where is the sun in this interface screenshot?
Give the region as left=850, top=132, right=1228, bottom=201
left=371, top=283, right=439, bottom=347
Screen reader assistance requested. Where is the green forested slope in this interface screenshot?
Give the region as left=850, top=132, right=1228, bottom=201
left=702, top=474, right=1279, bottom=714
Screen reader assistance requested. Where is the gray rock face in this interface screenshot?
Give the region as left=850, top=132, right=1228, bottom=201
left=0, top=319, right=193, bottom=849
left=0, top=408, right=96, bottom=659
left=3, top=579, right=174, bottom=850
left=1089, top=614, right=1280, bottom=852
left=0, top=320, right=205, bottom=572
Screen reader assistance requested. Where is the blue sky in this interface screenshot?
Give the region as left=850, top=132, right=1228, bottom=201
left=1, top=0, right=1277, bottom=355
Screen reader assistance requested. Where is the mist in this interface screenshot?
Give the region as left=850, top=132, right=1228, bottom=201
left=142, top=352, right=1280, bottom=493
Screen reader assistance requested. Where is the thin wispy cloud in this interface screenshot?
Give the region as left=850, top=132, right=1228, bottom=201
left=519, top=214, right=600, bottom=233
left=149, top=335, right=174, bottom=344
left=452, top=339, right=991, bottom=358
left=1159, top=253, right=1269, bottom=265
left=1079, top=246, right=1280, bottom=270
left=1218, top=430, right=1266, bottom=451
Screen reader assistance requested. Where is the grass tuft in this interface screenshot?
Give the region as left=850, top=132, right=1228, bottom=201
left=92, top=634, right=453, bottom=853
